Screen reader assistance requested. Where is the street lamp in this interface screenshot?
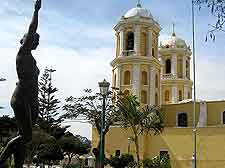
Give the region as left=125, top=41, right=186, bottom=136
left=0, top=78, right=6, bottom=81
left=98, top=79, right=110, bottom=168
left=128, top=137, right=133, bottom=154
left=191, top=0, right=197, bottom=168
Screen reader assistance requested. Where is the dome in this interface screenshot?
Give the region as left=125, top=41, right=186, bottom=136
left=124, top=4, right=153, bottom=18
left=161, top=33, right=187, bottom=48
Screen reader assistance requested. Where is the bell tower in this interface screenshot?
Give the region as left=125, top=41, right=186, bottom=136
left=111, top=2, right=161, bottom=105
left=159, top=29, right=193, bottom=104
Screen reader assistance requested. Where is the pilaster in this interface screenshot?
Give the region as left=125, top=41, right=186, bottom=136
left=134, top=25, right=141, bottom=56
left=171, top=52, right=177, bottom=78
left=119, top=29, right=124, bottom=56
left=148, top=29, right=153, bottom=57
left=183, top=55, right=186, bottom=79
left=172, top=85, right=177, bottom=103
left=149, top=66, right=156, bottom=105
left=133, top=64, right=140, bottom=98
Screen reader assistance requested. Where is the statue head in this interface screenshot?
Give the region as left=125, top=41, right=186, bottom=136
left=20, top=33, right=40, bottom=50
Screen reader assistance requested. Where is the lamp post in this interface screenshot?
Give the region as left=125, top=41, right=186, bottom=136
left=0, top=78, right=6, bottom=81
left=191, top=0, right=197, bottom=168
left=98, top=79, right=110, bottom=168
left=128, top=137, right=133, bottom=154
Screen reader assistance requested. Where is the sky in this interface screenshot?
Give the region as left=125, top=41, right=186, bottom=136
left=0, top=0, right=225, bottom=139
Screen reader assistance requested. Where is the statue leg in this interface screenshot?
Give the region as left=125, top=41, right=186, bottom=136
left=0, top=99, right=32, bottom=167
left=13, top=101, right=32, bottom=167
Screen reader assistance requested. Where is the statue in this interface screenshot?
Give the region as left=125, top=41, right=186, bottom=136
left=0, top=0, right=41, bottom=167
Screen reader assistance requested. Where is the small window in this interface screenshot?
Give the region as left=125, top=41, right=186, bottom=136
left=142, top=71, right=148, bottom=85
left=126, top=32, right=134, bottom=50
left=186, top=60, right=190, bottom=79
left=152, top=48, right=155, bottom=57
left=160, top=151, right=168, bottom=160
left=177, top=113, right=188, bottom=127
left=141, top=90, right=147, bottom=104
left=155, top=93, right=158, bottom=105
left=166, top=59, right=171, bottom=74
left=124, top=71, right=130, bottom=85
left=179, top=90, right=182, bottom=101
left=223, top=111, right=225, bottom=124
left=155, top=74, right=158, bottom=88
left=165, top=90, right=170, bottom=102
left=124, top=90, right=130, bottom=97
left=115, top=150, right=120, bottom=157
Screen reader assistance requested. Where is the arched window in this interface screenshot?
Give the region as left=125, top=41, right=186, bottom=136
left=155, top=93, right=158, bottom=105
left=141, top=32, right=147, bottom=56
left=141, top=90, right=147, bottom=104
left=186, top=60, right=190, bottom=79
left=152, top=48, right=155, bottom=57
left=177, top=113, right=188, bottom=127
left=179, top=90, right=182, bottom=101
left=166, top=59, right=171, bottom=74
left=126, top=32, right=134, bottom=50
left=165, top=90, right=170, bottom=102
left=124, top=90, right=130, bottom=97
left=114, top=74, right=117, bottom=87
left=124, top=71, right=130, bottom=85
left=178, top=59, right=183, bottom=78
left=155, top=74, right=158, bottom=88
left=142, top=71, right=148, bottom=85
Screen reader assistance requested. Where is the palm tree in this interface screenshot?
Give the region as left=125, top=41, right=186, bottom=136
left=116, top=94, right=164, bottom=168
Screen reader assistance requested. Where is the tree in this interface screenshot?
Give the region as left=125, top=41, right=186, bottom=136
left=35, top=136, right=64, bottom=167
left=38, top=67, right=61, bottom=133
left=143, top=154, right=171, bottom=168
left=58, top=132, right=91, bottom=165
left=0, top=115, right=17, bottom=144
left=194, top=0, right=225, bottom=40
left=109, top=154, right=135, bottom=168
left=116, top=94, right=164, bottom=168
left=62, top=89, right=117, bottom=167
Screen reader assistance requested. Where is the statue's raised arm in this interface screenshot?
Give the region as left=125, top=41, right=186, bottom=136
left=21, top=0, right=41, bottom=49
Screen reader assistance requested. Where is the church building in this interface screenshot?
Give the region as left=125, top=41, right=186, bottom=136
left=92, top=2, right=225, bottom=168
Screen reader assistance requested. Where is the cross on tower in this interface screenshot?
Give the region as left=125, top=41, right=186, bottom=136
left=172, top=23, right=176, bottom=36
left=137, top=0, right=142, bottom=7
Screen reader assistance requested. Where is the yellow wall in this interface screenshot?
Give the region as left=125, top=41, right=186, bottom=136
left=92, top=101, right=225, bottom=168
left=93, top=126, right=225, bottom=168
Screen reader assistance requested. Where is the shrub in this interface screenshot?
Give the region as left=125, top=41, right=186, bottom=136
left=143, top=155, right=171, bottom=168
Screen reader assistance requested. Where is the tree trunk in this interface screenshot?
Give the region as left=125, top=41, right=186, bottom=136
left=67, top=155, right=72, bottom=165
left=134, top=135, right=140, bottom=168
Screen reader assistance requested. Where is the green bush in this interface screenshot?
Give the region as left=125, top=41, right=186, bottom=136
left=109, top=153, right=136, bottom=168
left=63, top=163, right=81, bottom=168
left=143, top=155, right=171, bottom=168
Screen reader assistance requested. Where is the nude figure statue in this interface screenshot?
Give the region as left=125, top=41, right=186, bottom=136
left=0, top=0, right=41, bottom=167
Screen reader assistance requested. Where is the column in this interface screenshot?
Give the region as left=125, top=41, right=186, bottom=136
left=148, top=29, right=152, bottom=57
left=184, top=86, right=188, bottom=100
left=134, top=25, right=141, bottom=56
left=172, top=85, right=177, bottom=103
left=133, top=64, right=140, bottom=98
left=171, top=52, right=177, bottom=78
left=119, top=29, right=124, bottom=56
left=183, top=55, right=186, bottom=79
left=149, top=66, right=156, bottom=105
left=116, top=65, right=121, bottom=89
